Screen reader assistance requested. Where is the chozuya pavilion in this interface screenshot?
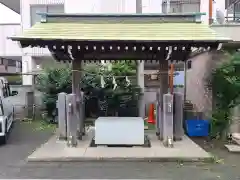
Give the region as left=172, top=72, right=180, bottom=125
left=10, top=12, right=230, bottom=148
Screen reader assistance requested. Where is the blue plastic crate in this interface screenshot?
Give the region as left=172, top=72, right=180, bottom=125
left=185, top=119, right=209, bottom=137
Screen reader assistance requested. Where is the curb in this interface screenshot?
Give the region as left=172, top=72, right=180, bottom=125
left=27, top=156, right=213, bottom=163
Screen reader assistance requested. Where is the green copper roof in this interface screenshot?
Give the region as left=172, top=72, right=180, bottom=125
left=11, top=21, right=230, bottom=42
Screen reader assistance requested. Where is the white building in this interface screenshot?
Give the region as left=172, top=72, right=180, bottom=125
left=0, top=3, right=22, bottom=74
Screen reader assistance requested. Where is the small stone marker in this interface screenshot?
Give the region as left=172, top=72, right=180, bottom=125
left=162, top=93, right=174, bottom=147
left=57, top=92, right=67, bottom=140
left=66, top=94, right=78, bottom=147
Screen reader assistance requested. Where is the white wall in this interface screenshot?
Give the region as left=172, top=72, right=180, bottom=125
left=142, top=0, right=162, bottom=13
left=21, top=0, right=65, bottom=85
left=0, top=3, right=21, bottom=24
left=200, top=0, right=226, bottom=24
left=0, top=24, right=22, bottom=56
left=65, top=0, right=136, bottom=13
left=21, top=0, right=65, bottom=57
left=200, top=0, right=209, bottom=24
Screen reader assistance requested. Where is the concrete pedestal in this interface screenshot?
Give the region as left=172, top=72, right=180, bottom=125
left=95, top=117, right=144, bottom=145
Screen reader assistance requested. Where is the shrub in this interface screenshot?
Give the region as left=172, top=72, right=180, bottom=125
left=36, top=62, right=142, bottom=119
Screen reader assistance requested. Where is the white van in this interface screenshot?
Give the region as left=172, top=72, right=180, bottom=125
left=0, top=77, right=18, bottom=144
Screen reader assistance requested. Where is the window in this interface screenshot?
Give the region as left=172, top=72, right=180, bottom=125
left=162, top=0, right=200, bottom=13
left=30, top=4, right=64, bottom=26
left=7, top=59, right=16, bottom=67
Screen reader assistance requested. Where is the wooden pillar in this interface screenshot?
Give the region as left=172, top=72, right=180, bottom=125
left=137, top=61, right=145, bottom=118
left=136, top=0, right=145, bottom=118
left=72, top=60, right=84, bottom=140
left=159, top=60, right=169, bottom=97
left=169, top=64, right=174, bottom=94
left=183, top=61, right=187, bottom=103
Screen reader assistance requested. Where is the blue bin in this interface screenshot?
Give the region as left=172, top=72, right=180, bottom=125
left=185, top=119, right=209, bottom=137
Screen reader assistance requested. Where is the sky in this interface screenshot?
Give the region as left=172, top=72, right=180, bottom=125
left=0, top=3, right=20, bottom=24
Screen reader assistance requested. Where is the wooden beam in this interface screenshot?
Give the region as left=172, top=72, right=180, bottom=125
left=71, top=60, right=84, bottom=140
left=169, top=63, right=174, bottom=94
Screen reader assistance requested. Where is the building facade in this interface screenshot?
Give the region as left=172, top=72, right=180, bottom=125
left=0, top=3, right=22, bottom=74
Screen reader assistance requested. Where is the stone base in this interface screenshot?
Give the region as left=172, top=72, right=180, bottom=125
left=27, top=132, right=212, bottom=162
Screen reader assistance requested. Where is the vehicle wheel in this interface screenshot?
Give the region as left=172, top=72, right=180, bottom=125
left=0, top=122, right=7, bottom=145
left=0, top=135, right=7, bottom=145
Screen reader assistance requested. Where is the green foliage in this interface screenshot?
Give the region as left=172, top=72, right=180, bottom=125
left=36, top=66, right=72, bottom=116
left=210, top=109, right=231, bottom=139
left=36, top=62, right=141, bottom=118
left=207, top=52, right=240, bottom=138
left=81, top=62, right=141, bottom=116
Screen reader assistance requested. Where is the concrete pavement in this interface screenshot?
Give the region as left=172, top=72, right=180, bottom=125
left=27, top=132, right=211, bottom=162
left=0, top=120, right=53, bottom=178
left=0, top=121, right=239, bottom=179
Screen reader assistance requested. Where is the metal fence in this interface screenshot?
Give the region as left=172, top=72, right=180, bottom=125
left=226, top=0, right=240, bottom=22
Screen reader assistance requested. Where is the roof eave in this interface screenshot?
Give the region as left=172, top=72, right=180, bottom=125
left=37, top=12, right=207, bottom=18
left=10, top=37, right=232, bottom=43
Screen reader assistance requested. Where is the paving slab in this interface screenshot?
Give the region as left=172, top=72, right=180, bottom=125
left=27, top=132, right=212, bottom=162
left=232, top=133, right=240, bottom=145
left=225, top=144, right=240, bottom=153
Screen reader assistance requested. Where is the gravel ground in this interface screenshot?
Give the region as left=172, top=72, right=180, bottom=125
left=0, top=121, right=239, bottom=179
